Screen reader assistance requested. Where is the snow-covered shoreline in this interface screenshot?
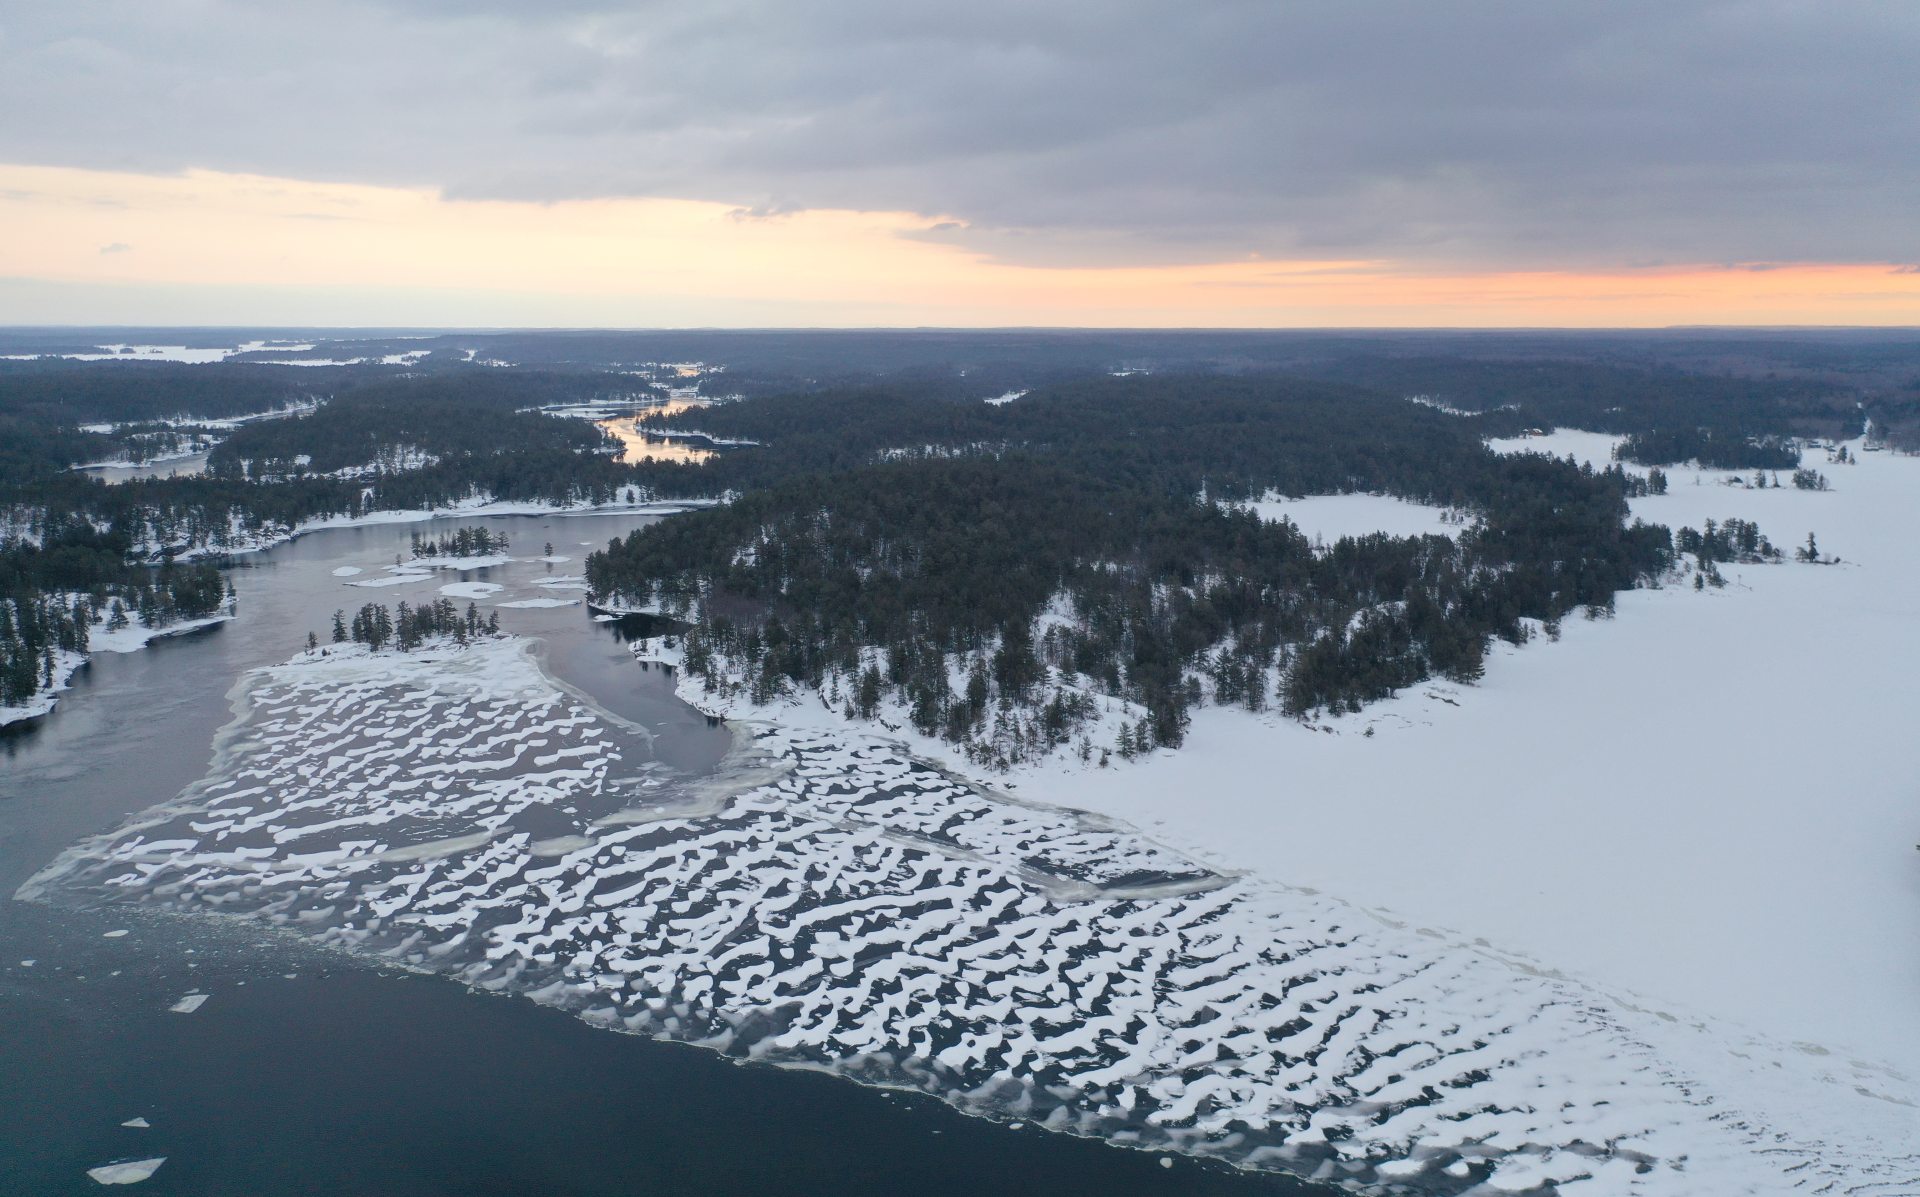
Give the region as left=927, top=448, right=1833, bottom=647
left=0, top=612, right=231, bottom=728
left=165, top=493, right=722, bottom=563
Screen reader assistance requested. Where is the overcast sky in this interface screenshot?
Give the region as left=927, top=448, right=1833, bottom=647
left=1, top=1, right=1916, bottom=325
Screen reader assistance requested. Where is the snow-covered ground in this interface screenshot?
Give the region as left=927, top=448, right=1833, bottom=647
left=1021, top=434, right=1920, bottom=1080
left=28, top=636, right=1918, bottom=1194
left=1227, top=492, right=1469, bottom=542
left=1487, top=428, right=1630, bottom=470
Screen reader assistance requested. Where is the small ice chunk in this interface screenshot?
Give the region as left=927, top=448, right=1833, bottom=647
left=103, top=929, right=129, bottom=938
left=87, top=1157, right=166, bottom=1184
left=121, top=1117, right=150, bottom=1129
left=168, top=993, right=209, bottom=1014
left=1159, top=1157, right=1173, bottom=1169
left=18, top=960, right=32, bottom=967
left=439, top=582, right=503, bottom=599
left=331, top=566, right=363, bottom=577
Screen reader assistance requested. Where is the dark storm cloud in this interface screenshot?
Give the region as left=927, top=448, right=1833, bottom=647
left=1, top=0, right=1915, bottom=268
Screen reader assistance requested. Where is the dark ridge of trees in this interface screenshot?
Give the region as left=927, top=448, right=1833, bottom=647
left=589, top=376, right=1678, bottom=765
left=0, top=360, right=337, bottom=424
left=1615, top=428, right=1801, bottom=470
left=1289, top=356, right=1860, bottom=452
left=1674, top=518, right=1780, bottom=564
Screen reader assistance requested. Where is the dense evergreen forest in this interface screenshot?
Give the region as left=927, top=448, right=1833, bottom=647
left=4, top=330, right=1911, bottom=725
left=588, top=377, right=1674, bottom=765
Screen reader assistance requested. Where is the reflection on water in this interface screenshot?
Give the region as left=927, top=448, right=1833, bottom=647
left=599, top=418, right=716, bottom=464
left=597, top=392, right=717, bottom=464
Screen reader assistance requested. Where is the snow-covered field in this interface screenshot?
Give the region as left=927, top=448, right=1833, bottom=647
left=26, top=632, right=1919, bottom=1194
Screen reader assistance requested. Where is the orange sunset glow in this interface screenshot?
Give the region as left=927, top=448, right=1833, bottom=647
left=2, top=164, right=1915, bottom=327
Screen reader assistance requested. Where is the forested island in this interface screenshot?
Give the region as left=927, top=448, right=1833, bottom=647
left=586, top=376, right=1681, bottom=765
left=3, top=329, right=1911, bottom=728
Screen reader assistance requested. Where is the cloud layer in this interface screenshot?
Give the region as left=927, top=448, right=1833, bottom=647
left=2, top=1, right=1916, bottom=270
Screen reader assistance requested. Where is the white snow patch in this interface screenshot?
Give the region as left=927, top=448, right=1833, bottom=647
left=331, top=566, right=363, bottom=577
left=1488, top=428, right=1627, bottom=471
left=496, top=598, right=581, bottom=609
left=1230, top=492, right=1467, bottom=542
left=346, top=571, right=434, bottom=589
left=439, top=582, right=503, bottom=600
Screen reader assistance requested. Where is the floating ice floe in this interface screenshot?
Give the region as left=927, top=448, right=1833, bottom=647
left=495, top=598, right=581, bottom=609
left=168, top=993, right=209, bottom=1014
left=22, top=637, right=1919, bottom=1196
left=86, top=1157, right=165, bottom=1185
left=102, top=929, right=128, bottom=938
left=346, top=572, right=433, bottom=589
left=419, top=554, right=513, bottom=571
left=120, top=1117, right=150, bottom=1128
left=439, top=582, right=503, bottom=600
left=331, top=566, right=363, bottom=577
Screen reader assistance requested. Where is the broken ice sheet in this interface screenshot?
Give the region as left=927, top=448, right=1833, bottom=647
left=86, top=1157, right=165, bottom=1185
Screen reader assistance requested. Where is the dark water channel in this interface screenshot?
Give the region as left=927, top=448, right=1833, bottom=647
left=0, top=512, right=1312, bottom=1196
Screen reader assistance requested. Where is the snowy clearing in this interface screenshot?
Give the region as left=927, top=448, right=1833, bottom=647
left=1488, top=428, right=1629, bottom=471
left=1228, top=492, right=1467, bottom=542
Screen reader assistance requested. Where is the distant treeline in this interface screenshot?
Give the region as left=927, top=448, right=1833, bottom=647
left=1292, top=357, right=1859, bottom=468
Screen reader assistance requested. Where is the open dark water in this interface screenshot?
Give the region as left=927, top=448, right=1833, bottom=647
left=0, top=513, right=1314, bottom=1196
